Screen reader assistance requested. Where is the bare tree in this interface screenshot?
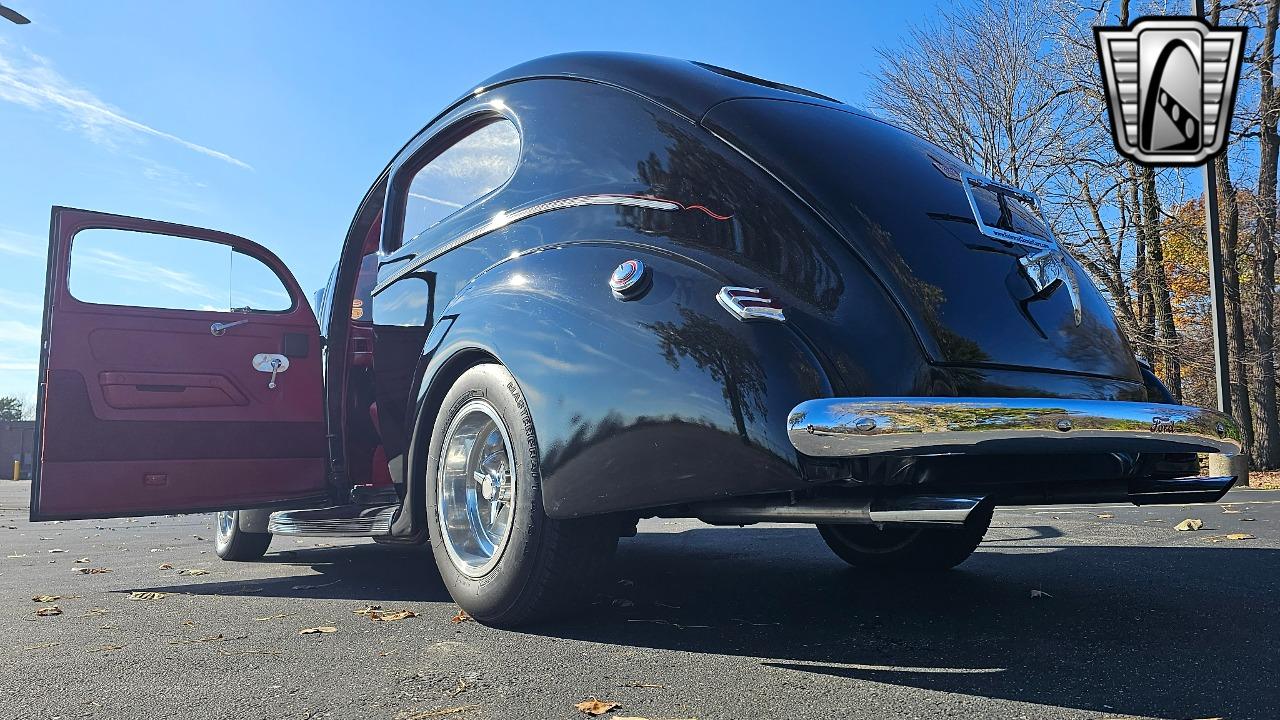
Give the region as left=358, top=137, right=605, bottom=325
left=871, top=0, right=1087, bottom=193
left=1250, top=0, right=1280, bottom=467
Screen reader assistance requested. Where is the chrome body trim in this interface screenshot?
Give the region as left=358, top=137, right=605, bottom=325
left=268, top=505, right=397, bottom=537
left=715, top=286, right=785, bottom=322
left=691, top=494, right=985, bottom=526
left=787, top=397, right=1242, bottom=458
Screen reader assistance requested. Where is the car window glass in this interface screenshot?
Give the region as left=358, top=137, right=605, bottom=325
left=401, top=119, right=520, bottom=247
left=68, top=228, right=292, bottom=312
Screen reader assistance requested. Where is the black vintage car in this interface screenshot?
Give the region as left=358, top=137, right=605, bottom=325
left=31, top=53, right=1240, bottom=626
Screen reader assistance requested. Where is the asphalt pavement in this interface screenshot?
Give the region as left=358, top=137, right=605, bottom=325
left=0, top=480, right=1277, bottom=720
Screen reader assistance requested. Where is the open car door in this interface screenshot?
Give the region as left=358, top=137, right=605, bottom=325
left=31, top=207, right=331, bottom=521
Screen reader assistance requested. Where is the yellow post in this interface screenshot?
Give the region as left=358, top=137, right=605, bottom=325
left=11, top=460, right=18, bottom=481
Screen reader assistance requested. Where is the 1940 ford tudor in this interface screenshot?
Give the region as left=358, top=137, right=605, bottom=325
left=30, top=52, right=1242, bottom=626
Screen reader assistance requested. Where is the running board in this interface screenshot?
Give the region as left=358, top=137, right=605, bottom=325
left=268, top=505, right=397, bottom=537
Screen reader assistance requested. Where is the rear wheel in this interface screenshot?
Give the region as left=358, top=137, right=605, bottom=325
left=214, top=510, right=273, bottom=561
left=424, top=363, right=616, bottom=627
left=817, top=502, right=992, bottom=571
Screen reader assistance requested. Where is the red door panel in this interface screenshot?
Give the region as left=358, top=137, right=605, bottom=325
left=32, top=207, right=331, bottom=521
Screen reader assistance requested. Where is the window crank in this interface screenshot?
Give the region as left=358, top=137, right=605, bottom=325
left=251, top=353, right=290, bottom=390
left=211, top=319, right=249, bottom=336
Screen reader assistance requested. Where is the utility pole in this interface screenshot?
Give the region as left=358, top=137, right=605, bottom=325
left=1198, top=0, right=1233, bottom=417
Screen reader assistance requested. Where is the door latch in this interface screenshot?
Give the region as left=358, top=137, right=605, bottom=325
left=251, top=353, right=290, bottom=389
left=211, top=319, right=249, bottom=336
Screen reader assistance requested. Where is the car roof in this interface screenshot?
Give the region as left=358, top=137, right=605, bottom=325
left=472, top=51, right=849, bottom=123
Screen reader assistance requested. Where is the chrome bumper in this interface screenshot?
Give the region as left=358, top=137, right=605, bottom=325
left=787, top=397, right=1242, bottom=458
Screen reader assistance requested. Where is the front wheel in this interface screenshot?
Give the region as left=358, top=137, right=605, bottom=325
left=424, top=364, right=616, bottom=627
left=214, top=510, right=273, bottom=561
left=817, top=502, right=992, bottom=571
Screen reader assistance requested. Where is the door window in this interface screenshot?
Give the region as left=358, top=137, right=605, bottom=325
left=68, top=228, right=292, bottom=312
left=399, top=119, right=520, bottom=248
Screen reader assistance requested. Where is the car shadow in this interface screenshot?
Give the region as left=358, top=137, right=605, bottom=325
left=528, top=525, right=1280, bottom=720
left=130, top=543, right=451, bottom=603
left=124, top=524, right=1279, bottom=718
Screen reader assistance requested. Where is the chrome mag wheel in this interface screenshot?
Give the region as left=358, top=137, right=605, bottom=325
left=436, top=399, right=518, bottom=577
left=216, top=510, right=236, bottom=542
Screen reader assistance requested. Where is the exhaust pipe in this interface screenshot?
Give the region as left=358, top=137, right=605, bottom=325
left=690, top=494, right=987, bottom=527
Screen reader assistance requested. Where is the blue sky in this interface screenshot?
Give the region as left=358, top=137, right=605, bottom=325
left=0, top=0, right=930, bottom=402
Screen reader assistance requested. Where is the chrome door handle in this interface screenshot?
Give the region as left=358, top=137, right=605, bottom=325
left=211, top=320, right=249, bottom=336
left=252, top=353, right=290, bottom=389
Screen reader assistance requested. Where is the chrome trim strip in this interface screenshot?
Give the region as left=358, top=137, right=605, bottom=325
left=788, top=397, right=1242, bottom=458
left=373, top=194, right=684, bottom=295
left=690, top=494, right=985, bottom=526
left=268, top=506, right=396, bottom=537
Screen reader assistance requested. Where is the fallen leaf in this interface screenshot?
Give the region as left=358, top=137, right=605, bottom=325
left=158, top=563, right=174, bottom=570
left=1205, top=533, right=1256, bottom=543
left=450, top=609, right=472, bottom=624
left=33, top=606, right=62, bottom=617
left=32, top=595, right=60, bottom=603
left=575, top=699, right=621, bottom=716
left=1174, top=518, right=1204, bottom=531
left=92, top=644, right=124, bottom=652
left=1096, top=513, right=1114, bottom=519
left=253, top=613, right=294, bottom=622
left=177, top=568, right=209, bottom=576
left=354, top=605, right=383, bottom=616
left=73, top=558, right=90, bottom=564
left=81, top=608, right=109, bottom=617
left=370, top=610, right=417, bottom=622
left=128, top=591, right=169, bottom=601
left=298, top=626, right=338, bottom=635
left=1030, top=589, right=1052, bottom=599
left=397, top=705, right=482, bottom=719
left=74, top=567, right=112, bottom=574
left=21, top=641, right=60, bottom=651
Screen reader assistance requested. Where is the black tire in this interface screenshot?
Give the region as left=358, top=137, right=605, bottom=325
left=817, top=502, right=993, bottom=571
left=214, top=510, right=273, bottom=561
left=424, top=363, right=617, bottom=627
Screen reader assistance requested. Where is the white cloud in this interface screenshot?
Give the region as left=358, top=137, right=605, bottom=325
left=0, top=289, right=41, bottom=313
left=0, top=229, right=43, bottom=258
left=76, top=247, right=220, bottom=301
left=0, top=41, right=252, bottom=170
left=0, top=359, right=37, bottom=372
left=0, top=319, right=39, bottom=346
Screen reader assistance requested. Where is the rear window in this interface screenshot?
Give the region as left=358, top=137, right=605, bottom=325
left=399, top=119, right=520, bottom=248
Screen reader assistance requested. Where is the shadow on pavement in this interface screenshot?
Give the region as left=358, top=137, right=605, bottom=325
left=533, top=526, right=1279, bottom=720
left=125, top=524, right=1278, bottom=718
left=129, top=543, right=450, bottom=603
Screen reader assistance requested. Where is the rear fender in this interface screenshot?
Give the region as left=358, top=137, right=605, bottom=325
left=393, top=241, right=831, bottom=530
